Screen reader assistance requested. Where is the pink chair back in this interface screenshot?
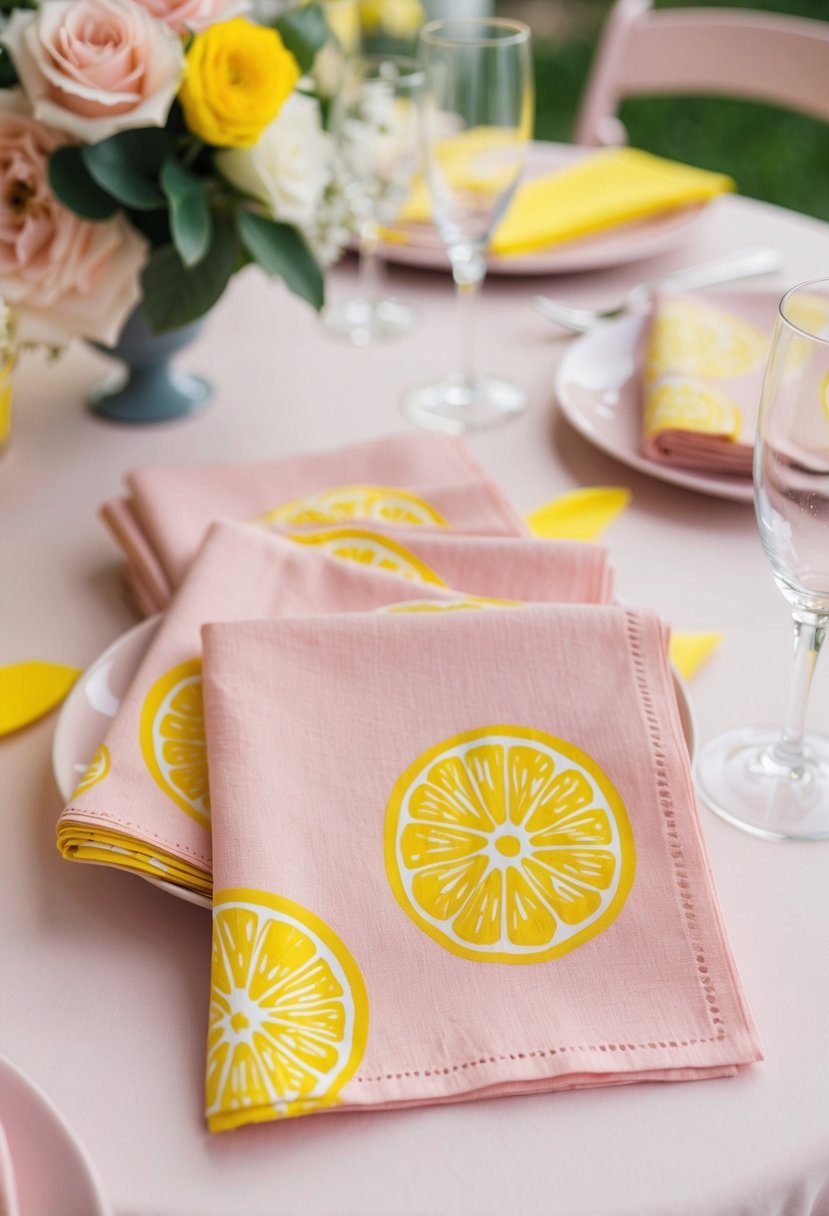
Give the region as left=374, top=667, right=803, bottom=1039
left=575, top=0, right=829, bottom=147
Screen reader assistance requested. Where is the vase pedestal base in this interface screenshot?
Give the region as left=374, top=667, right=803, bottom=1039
left=90, top=367, right=211, bottom=424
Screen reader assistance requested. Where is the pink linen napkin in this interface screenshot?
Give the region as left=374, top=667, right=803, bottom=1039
left=201, top=604, right=760, bottom=1132
left=101, top=432, right=526, bottom=614
left=58, top=522, right=613, bottom=897
left=641, top=290, right=780, bottom=475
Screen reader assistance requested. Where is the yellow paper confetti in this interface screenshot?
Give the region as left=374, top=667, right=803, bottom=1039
left=669, top=633, right=723, bottom=681
left=526, top=487, right=631, bottom=541
left=0, top=661, right=80, bottom=735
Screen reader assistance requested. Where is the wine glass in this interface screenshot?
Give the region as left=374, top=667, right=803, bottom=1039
left=402, top=17, right=533, bottom=432
left=696, top=277, right=829, bottom=839
left=323, top=54, right=423, bottom=346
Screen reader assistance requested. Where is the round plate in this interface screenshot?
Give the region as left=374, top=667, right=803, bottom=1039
left=52, top=615, right=210, bottom=911
left=0, top=1054, right=111, bottom=1216
left=555, top=312, right=755, bottom=503
left=54, top=612, right=696, bottom=908
left=378, top=142, right=709, bottom=277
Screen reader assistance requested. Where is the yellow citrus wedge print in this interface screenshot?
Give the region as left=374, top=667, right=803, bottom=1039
left=207, top=889, right=369, bottom=1132
left=646, top=299, right=767, bottom=380
left=380, top=597, right=520, bottom=612
left=261, top=485, right=447, bottom=528
left=139, top=658, right=210, bottom=829
left=385, top=726, right=634, bottom=964
left=289, top=528, right=445, bottom=585
left=72, top=743, right=110, bottom=797
left=644, top=377, right=741, bottom=441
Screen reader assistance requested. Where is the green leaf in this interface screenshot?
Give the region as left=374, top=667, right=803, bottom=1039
left=274, top=2, right=329, bottom=74
left=48, top=146, right=120, bottom=221
left=235, top=209, right=324, bottom=311
left=140, top=222, right=236, bottom=334
left=160, top=159, right=212, bottom=268
left=0, top=47, right=19, bottom=89
left=82, top=129, right=172, bottom=211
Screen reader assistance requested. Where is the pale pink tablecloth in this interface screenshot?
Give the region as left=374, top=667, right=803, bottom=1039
left=2, top=192, right=829, bottom=1216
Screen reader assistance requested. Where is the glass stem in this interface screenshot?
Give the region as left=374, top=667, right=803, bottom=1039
left=358, top=218, right=383, bottom=303
left=452, top=252, right=486, bottom=387
left=770, top=612, right=827, bottom=772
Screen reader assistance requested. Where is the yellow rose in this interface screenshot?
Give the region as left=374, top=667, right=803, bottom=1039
left=180, top=17, right=300, bottom=148
left=360, top=0, right=423, bottom=38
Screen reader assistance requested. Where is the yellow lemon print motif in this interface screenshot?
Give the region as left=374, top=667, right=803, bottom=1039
left=261, top=485, right=447, bottom=528
left=139, top=658, right=210, bottom=829
left=72, top=743, right=110, bottom=797
left=385, top=726, right=634, bottom=964
left=207, top=889, right=369, bottom=1132
left=289, top=528, right=445, bottom=585
left=646, top=299, right=767, bottom=380
left=380, top=596, right=520, bottom=612
left=644, top=377, right=741, bottom=441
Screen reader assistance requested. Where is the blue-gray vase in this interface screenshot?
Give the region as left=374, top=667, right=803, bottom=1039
left=89, top=306, right=212, bottom=424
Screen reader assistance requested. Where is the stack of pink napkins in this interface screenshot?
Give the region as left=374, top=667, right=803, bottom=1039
left=58, top=432, right=761, bottom=1135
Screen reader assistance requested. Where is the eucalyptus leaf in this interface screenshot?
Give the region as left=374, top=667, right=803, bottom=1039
left=82, top=130, right=172, bottom=211
left=140, top=222, right=236, bottom=334
left=235, top=209, right=324, bottom=311
left=274, top=1, right=329, bottom=74
left=48, top=146, right=120, bottom=221
left=160, top=159, right=212, bottom=268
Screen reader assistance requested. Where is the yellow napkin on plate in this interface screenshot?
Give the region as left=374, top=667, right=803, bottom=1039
left=399, top=146, right=733, bottom=258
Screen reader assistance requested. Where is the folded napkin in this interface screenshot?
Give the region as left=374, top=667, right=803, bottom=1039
left=58, top=523, right=613, bottom=898
left=399, top=146, right=733, bottom=258
left=641, top=290, right=781, bottom=476
left=201, top=604, right=760, bottom=1132
left=101, top=432, right=526, bottom=615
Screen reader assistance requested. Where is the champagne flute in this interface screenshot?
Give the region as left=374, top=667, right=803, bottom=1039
left=696, top=278, right=829, bottom=839
left=324, top=54, right=423, bottom=346
left=402, top=17, right=533, bottom=432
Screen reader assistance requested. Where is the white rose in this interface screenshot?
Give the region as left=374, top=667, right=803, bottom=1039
left=2, top=0, right=184, bottom=144
left=217, top=93, right=332, bottom=230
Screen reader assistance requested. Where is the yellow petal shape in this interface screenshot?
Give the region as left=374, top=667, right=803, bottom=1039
left=526, top=487, right=630, bottom=541
left=0, top=661, right=80, bottom=735
left=669, top=632, right=723, bottom=681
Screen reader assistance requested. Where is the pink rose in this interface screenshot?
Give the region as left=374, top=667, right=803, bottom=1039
left=0, top=103, right=147, bottom=344
left=2, top=0, right=184, bottom=143
left=131, top=0, right=246, bottom=35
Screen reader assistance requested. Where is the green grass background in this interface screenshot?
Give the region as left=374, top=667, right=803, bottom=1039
left=525, top=0, right=829, bottom=220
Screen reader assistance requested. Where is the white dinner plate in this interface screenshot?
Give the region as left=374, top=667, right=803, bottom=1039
left=378, top=142, right=709, bottom=277
left=0, top=1054, right=111, bottom=1216
left=555, top=312, right=756, bottom=503
left=54, top=614, right=696, bottom=908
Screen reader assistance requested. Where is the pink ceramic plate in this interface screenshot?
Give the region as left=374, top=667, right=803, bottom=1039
left=0, top=1055, right=111, bottom=1216
left=555, top=312, right=755, bottom=503
left=378, top=142, right=709, bottom=277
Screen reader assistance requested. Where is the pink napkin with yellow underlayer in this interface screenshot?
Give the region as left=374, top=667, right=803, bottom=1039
left=57, top=522, right=614, bottom=898
left=101, top=432, right=526, bottom=615
left=200, top=605, right=761, bottom=1132
left=641, top=291, right=780, bottom=476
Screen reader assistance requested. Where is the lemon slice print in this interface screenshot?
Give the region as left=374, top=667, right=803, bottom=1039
left=139, top=658, right=210, bottom=828
left=380, top=597, right=519, bottom=612
left=261, top=485, right=447, bottom=528
left=646, top=299, right=767, bottom=381
left=644, top=377, right=741, bottom=440
left=72, top=743, right=110, bottom=797
left=207, top=889, right=369, bottom=1131
left=289, top=527, right=445, bottom=585
left=385, top=726, right=634, bottom=964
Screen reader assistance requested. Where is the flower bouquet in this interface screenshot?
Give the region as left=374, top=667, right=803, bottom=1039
left=0, top=0, right=346, bottom=417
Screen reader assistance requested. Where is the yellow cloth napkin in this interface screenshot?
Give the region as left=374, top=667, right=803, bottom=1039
left=400, top=146, right=733, bottom=258
left=526, top=487, right=631, bottom=541
left=0, top=661, right=79, bottom=735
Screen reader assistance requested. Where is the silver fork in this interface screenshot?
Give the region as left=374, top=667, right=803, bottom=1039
left=533, top=247, right=783, bottom=333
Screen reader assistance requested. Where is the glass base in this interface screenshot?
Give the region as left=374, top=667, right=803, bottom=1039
left=401, top=375, right=527, bottom=434
left=323, top=297, right=415, bottom=346
left=695, top=726, right=829, bottom=840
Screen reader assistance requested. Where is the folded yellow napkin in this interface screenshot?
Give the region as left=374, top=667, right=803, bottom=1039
left=399, top=146, right=733, bottom=257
